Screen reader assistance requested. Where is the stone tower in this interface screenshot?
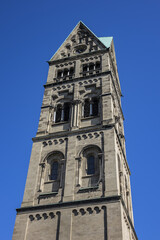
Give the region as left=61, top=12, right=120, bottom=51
left=13, top=21, right=138, bottom=240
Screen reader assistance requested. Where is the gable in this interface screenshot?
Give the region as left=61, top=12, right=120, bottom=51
left=50, top=21, right=112, bottom=61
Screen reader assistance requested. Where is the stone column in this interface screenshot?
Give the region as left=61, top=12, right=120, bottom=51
left=53, top=107, right=56, bottom=123
left=61, top=107, right=64, bottom=121
left=37, top=163, right=45, bottom=192
left=72, top=100, right=80, bottom=129
left=75, top=157, right=81, bottom=186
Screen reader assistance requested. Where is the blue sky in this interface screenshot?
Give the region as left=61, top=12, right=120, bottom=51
left=1, top=0, right=160, bottom=239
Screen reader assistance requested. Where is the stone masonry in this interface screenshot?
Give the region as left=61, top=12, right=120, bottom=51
left=12, top=21, right=138, bottom=240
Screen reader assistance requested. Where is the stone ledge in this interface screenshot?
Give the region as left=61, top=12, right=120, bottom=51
left=38, top=192, right=58, bottom=199
left=78, top=186, right=99, bottom=193
left=16, top=195, right=120, bottom=214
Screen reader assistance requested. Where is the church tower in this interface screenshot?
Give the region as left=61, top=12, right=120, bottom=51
left=13, top=22, right=138, bottom=240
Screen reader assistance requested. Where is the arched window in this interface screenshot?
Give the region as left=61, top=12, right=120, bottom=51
left=87, top=156, right=95, bottom=175
left=42, top=151, right=64, bottom=193
left=79, top=146, right=101, bottom=188
left=50, top=161, right=58, bottom=180
left=55, top=104, right=62, bottom=123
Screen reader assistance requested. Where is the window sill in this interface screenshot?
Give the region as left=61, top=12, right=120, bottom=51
left=51, top=121, right=69, bottom=126
left=81, top=115, right=99, bottom=121
left=82, top=174, right=99, bottom=179
left=44, top=180, right=59, bottom=184
left=80, top=70, right=101, bottom=74
left=54, top=75, right=75, bottom=81
left=38, top=192, right=58, bottom=198
left=78, top=186, right=99, bottom=193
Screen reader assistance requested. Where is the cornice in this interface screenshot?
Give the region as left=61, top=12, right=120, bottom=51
left=32, top=124, right=114, bottom=142
left=44, top=71, right=110, bottom=88
left=17, top=196, right=121, bottom=213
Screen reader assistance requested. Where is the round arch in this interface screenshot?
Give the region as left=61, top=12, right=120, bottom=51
left=43, top=151, right=64, bottom=163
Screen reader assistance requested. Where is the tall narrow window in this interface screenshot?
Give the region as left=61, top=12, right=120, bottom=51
left=70, top=67, right=74, bottom=75
left=95, top=62, right=101, bottom=69
left=55, top=103, right=70, bottom=123
left=50, top=161, right=58, bottom=180
left=83, top=98, right=99, bottom=118
left=57, top=70, right=62, bottom=78
left=64, top=102, right=70, bottom=121
left=89, top=63, right=94, bottom=71
left=84, top=99, right=90, bottom=117
left=92, top=98, right=99, bottom=116
left=63, top=69, right=68, bottom=77
left=87, top=156, right=95, bottom=175
left=55, top=104, right=62, bottom=123
left=83, top=65, right=88, bottom=72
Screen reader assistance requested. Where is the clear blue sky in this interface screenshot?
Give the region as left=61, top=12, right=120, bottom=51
left=1, top=0, right=159, bottom=239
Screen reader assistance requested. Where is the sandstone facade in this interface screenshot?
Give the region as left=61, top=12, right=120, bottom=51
left=12, top=21, right=137, bottom=240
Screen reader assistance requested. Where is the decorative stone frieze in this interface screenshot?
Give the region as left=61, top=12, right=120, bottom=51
left=72, top=206, right=103, bottom=216
left=42, top=138, right=65, bottom=147
left=28, top=211, right=57, bottom=221
left=77, top=132, right=100, bottom=141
